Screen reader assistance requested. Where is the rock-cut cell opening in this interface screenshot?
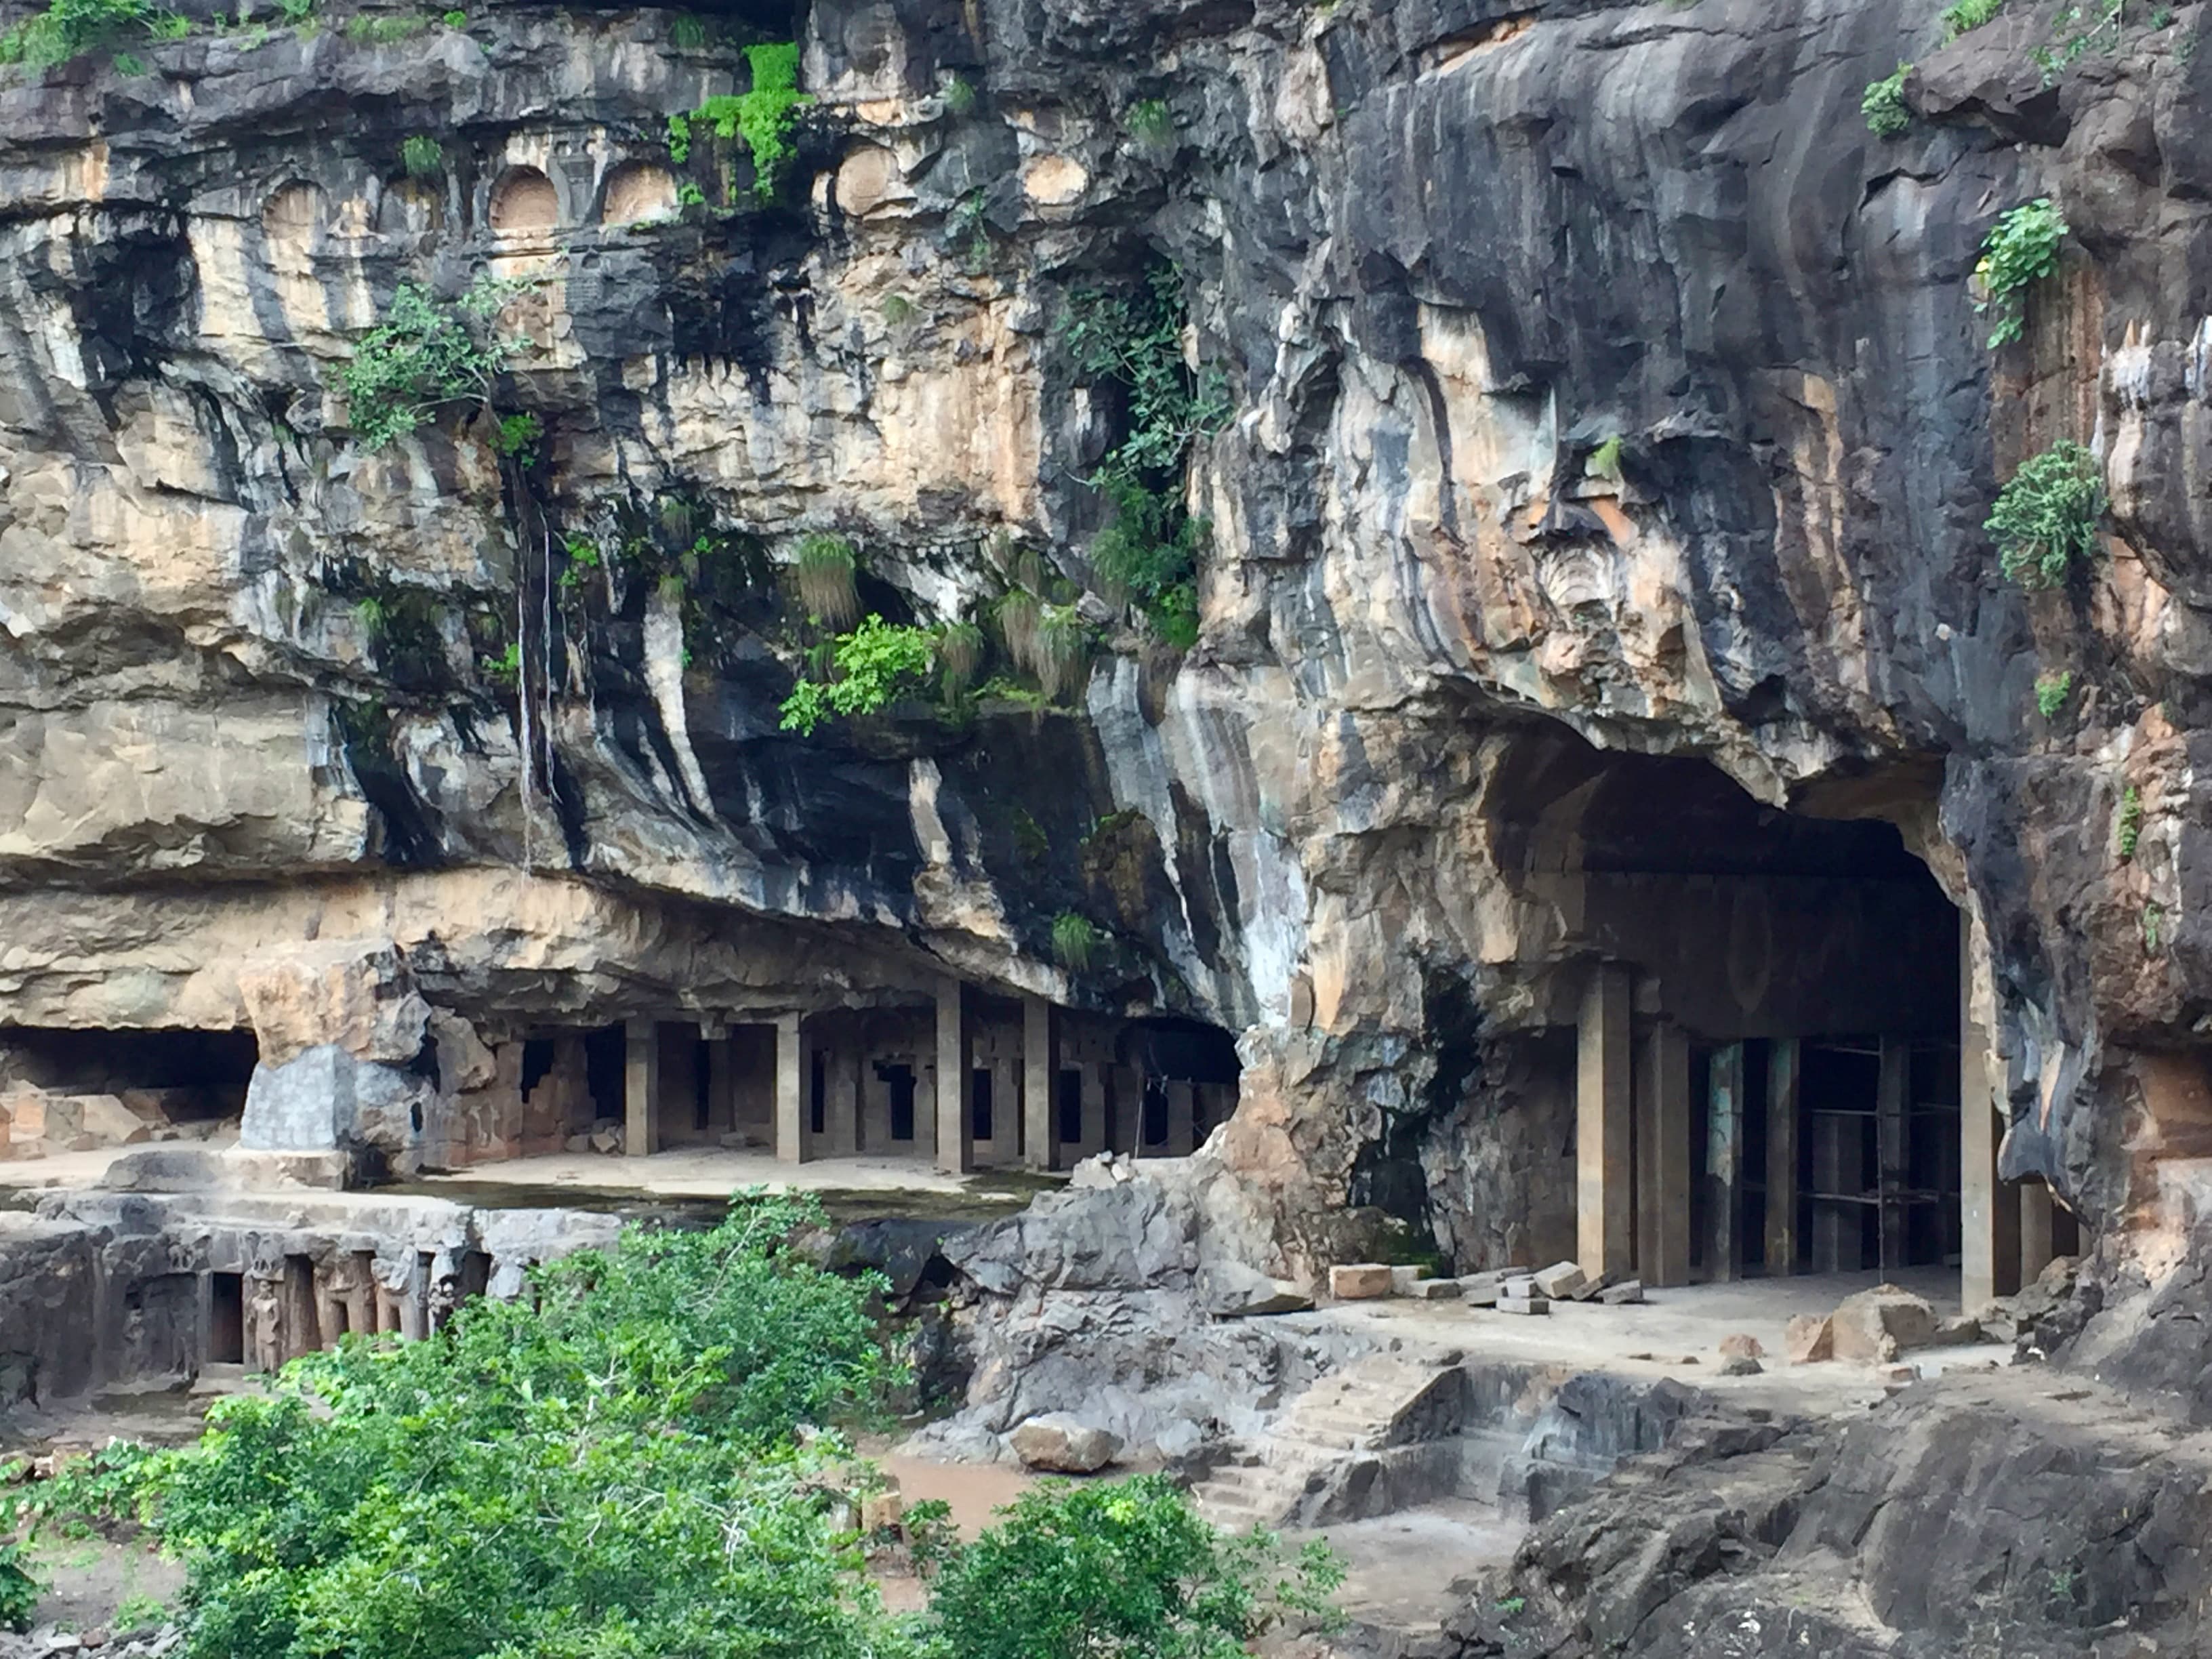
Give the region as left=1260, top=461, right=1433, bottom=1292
left=602, top=160, right=677, bottom=226
left=489, top=165, right=560, bottom=236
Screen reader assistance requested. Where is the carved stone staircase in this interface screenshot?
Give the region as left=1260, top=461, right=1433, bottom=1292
left=1189, top=1353, right=1471, bottom=1529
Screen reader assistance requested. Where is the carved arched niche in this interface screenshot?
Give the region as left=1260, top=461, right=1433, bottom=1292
left=602, top=160, right=677, bottom=226
left=376, top=177, right=445, bottom=237
left=488, top=165, right=560, bottom=237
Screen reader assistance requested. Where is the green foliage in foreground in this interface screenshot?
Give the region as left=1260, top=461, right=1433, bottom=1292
left=779, top=613, right=938, bottom=734
left=28, top=1197, right=895, bottom=1659
left=0, top=1543, right=36, bottom=1633
left=1941, top=0, right=2005, bottom=36
left=1975, top=198, right=2068, bottom=348
left=24, top=1196, right=1338, bottom=1659
left=922, top=1474, right=1343, bottom=1659
left=1988, top=438, right=2106, bottom=589
left=337, top=276, right=520, bottom=451
left=0, top=0, right=187, bottom=69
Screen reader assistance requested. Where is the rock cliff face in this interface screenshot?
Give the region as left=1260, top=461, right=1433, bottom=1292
left=1, top=0, right=2209, bottom=1283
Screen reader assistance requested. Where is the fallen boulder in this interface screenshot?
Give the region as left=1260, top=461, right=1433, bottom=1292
left=1830, top=1285, right=1938, bottom=1363
left=1010, top=1414, right=1124, bottom=1473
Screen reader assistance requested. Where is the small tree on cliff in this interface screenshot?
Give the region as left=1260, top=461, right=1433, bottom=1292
left=336, top=274, right=531, bottom=452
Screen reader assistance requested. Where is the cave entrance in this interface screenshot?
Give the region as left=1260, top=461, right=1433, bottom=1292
left=1482, top=730, right=2048, bottom=1298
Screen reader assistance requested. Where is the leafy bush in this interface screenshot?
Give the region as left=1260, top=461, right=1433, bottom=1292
left=1988, top=438, right=2105, bottom=588
left=1974, top=198, right=2067, bottom=348
left=794, top=531, right=860, bottom=626
left=492, top=409, right=541, bottom=463
left=346, top=11, right=423, bottom=43
left=779, top=614, right=937, bottom=734
left=1125, top=97, right=1174, bottom=147
left=1941, top=0, right=2005, bottom=35
left=29, top=1197, right=896, bottom=1659
left=2034, top=670, right=2072, bottom=717
left=1050, top=912, right=1097, bottom=971
left=337, top=275, right=518, bottom=451
left=399, top=131, right=442, bottom=179
left=1862, top=63, right=1912, bottom=136
left=2117, top=783, right=2142, bottom=860
left=942, top=72, right=977, bottom=116
left=1091, top=474, right=1206, bottom=650
left=1586, top=434, right=1624, bottom=483
left=678, top=41, right=809, bottom=201
left=921, top=1474, right=1343, bottom=1659
left=0, top=1543, right=38, bottom=1633
left=668, top=9, right=706, bottom=47
left=1065, top=263, right=1229, bottom=646
left=0, top=0, right=187, bottom=70
left=2032, top=0, right=2127, bottom=83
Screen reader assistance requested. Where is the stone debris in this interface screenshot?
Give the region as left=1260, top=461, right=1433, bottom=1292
left=1459, top=1275, right=1501, bottom=1307
left=860, top=1490, right=906, bottom=1533
left=1720, top=1354, right=1764, bottom=1376
left=1785, top=1313, right=1835, bottom=1364
left=1494, top=1294, right=1551, bottom=1315
left=1329, top=1263, right=1395, bottom=1300
left=1597, top=1278, right=1645, bottom=1305
left=1388, top=1265, right=1423, bottom=1294
left=1830, top=1285, right=1939, bottom=1363
left=1408, top=1277, right=1462, bottom=1299
left=1532, top=1261, right=1588, bottom=1299
left=1008, top=1412, right=1124, bottom=1473
left=1203, top=1260, right=1315, bottom=1317
left=1718, top=1332, right=1765, bottom=1360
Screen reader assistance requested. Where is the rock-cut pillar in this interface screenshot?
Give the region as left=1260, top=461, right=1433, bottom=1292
left=1022, top=994, right=1057, bottom=1174
left=936, top=978, right=973, bottom=1175
left=623, top=1017, right=659, bottom=1158
left=1577, top=963, right=1633, bottom=1282
left=775, top=1014, right=807, bottom=1166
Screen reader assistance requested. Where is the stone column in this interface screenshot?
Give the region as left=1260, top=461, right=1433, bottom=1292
left=1576, top=964, right=1633, bottom=1282
left=708, top=1034, right=735, bottom=1141
left=2019, top=1178, right=2055, bottom=1286
left=830, top=1042, right=862, bottom=1157
left=775, top=1013, right=806, bottom=1166
left=1877, top=1037, right=1912, bottom=1273
left=936, top=978, right=973, bottom=1175
left=1961, top=919, right=2020, bottom=1308
left=1765, top=1038, right=1801, bottom=1277
left=623, top=1017, right=660, bottom=1158
left=1023, top=994, right=1057, bottom=1173
left=1706, top=1042, right=1745, bottom=1282
left=1635, top=1020, right=1692, bottom=1288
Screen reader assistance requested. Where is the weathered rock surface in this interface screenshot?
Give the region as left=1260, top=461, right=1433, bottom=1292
left=1439, top=1367, right=2212, bottom=1658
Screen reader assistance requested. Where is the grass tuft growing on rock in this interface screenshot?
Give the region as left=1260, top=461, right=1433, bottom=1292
left=0, top=0, right=188, bottom=70
left=792, top=532, right=860, bottom=626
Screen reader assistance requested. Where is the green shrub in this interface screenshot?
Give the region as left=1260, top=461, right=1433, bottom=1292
left=1975, top=198, right=2067, bottom=348
left=111, top=45, right=143, bottom=68
left=882, top=292, right=918, bottom=327
left=0, top=1543, right=38, bottom=1633
left=942, top=72, right=977, bottom=116
left=2034, top=670, right=2072, bottom=717
left=1862, top=63, right=1912, bottom=136
left=2117, top=783, right=2142, bottom=860
left=491, top=409, right=540, bottom=463
left=793, top=531, right=860, bottom=626
left=27, top=1197, right=896, bottom=1659
left=480, top=639, right=521, bottom=686
left=1125, top=97, right=1174, bottom=146
left=346, top=10, right=423, bottom=43
left=1050, top=912, right=1097, bottom=971
left=1092, top=474, right=1206, bottom=649
left=0, top=0, right=187, bottom=70
left=336, top=275, right=519, bottom=451
left=921, top=1474, right=1343, bottom=1659
left=1941, top=0, right=2005, bottom=36
left=399, top=131, right=443, bottom=180
left=1586, top=434, right=1624, bottom=483
left=684, top=41, right=809, bottom=201
left=779, top=614, right=937, bottom=735
left=668, top=9, right=706, bottom=47
left=1988, top=438, right=2105, bottom=588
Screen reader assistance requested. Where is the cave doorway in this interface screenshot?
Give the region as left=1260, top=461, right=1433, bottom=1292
left=1475, top=729, right=2024, bottom=1295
